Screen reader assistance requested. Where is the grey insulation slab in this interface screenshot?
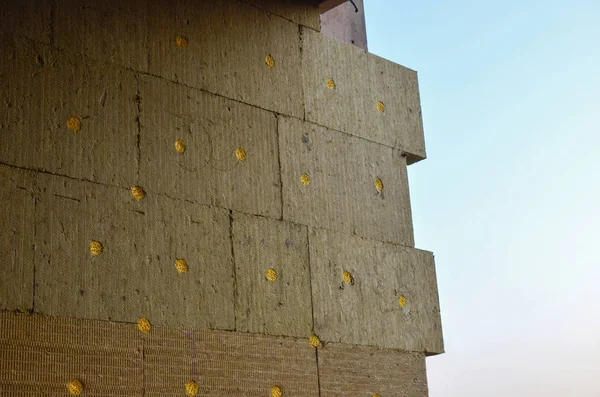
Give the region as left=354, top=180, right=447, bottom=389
left=318, top=343, right=429, bottom=397
left=0, top=33, right=138, bottom=187
left=0, top=312, right=320, bottom=397
left=309, top=227, right=444, bottom=354
left=0, top=165, right=35, bottom=312
left=54, top=0, right=149, bottom=72
left=0, top=312, right=143, bottom=396
left=138, top=75, right=281, bottom=219
left=241, top=0, right=321, bottom=31
left=0, top=0, right=52, bottom=43
left=148, top=0, right=304, bottom=118
left=279, top=116, right=414, bottom=246
left=34, top=172, right=235, bottom=330
left=232, top=212, right=313, bottom=338
left=302, top=28, right=426, bottom=163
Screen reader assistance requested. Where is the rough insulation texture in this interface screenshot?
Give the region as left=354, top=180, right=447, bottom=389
left=145, top=325, right=319, bottom=397
left=309, top=228, right=444, bottom=354
left=0, top=0, right=442, bottom=394
left=0, top=167, right=35, bottom=312
left=33, top=170, right=235, bottom=330
left=148, top=0, right=304, bottom=118
left=232, top=213, right=313, bottom=338
left=242, top=0, right=321, bottom=31
left=138, top=75, right=281, bottom=219
left=318, top=343, right=429, bottom=397
left=54, top=0, right=149, bottom=72
left=0, top=312, right=320, bottom=397
left=0, top=33, right=138, bottom=187
left=0, top=312, right=143, bottom=396
left=0, top=0, right=51, bottom=43
left=302, top=28, right=426, bottom=163
left=279, top=116, right=415, bottom=246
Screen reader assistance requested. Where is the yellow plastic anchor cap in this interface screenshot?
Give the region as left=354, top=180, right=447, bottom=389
left=266, top=268, right=278, bottom=282
left=186, top=381, right=199, bottom=396
left=176, top=259, right=189, bottom=273
left=300, top=173, right=310, bottom=186
left=310, top=334, right=321, bottom=347
left=138, top=318, right=152, bottom=334
left=399, top=296, right=407, bottom=308
left=343, top=271, right=353, bottom=284
left=271, top=386, right=282, bottom=397
left=235, top=147, right=247, bottom=161
left=90, top=241, right=103, bottom=256
left=67, top=116, right=81, bottom=131
left=265, top=55, right=275, bottom=68
left=131, top=186, right=145, bottom=200
left=176, top=36, right=188, bottom=48
left=67, top=379, right=83, bottom=395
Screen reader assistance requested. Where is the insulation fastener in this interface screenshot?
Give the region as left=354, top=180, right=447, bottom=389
left=138, top=318, right=152, bottom=334
left=175, top=140, right=186, bottom=153
left=235, top=147, right=247, bottom=161
left=67, top=379, right=83, bottom=395
left=176, top=259, right=189, bottom=273
left=300, top=173, right=310, bottom=186
left=265, top=55, right=275, bottom=68
left=377, top=101, right=385, bottom=112
left=326, top=79, right=336, bottom=89
left=131, top=186, right=145, bottom=200
left=310, top=334, right=321, bottom=347
left=343, top=271, right=353, bottom=284
left=67, top=116, right=81, bottom=131
left=375, top=178, right=384, bottom=192
left=89, top=241, right=103, bottom=256
left=266, top=268, right=278, bottom=282
left=185, top=381, right=199, bottom=396
left=176, top=36, right=188, bottom=48
left=399, top=296, right=407, bottom=308
left=271, top=386, right=282, bottom=397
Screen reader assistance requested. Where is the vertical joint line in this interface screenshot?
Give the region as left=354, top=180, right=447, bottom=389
left=192, top=329, right=197, bottom=380
left=274, top=114, right=284, bottom=220
left=229, top=210, right=238, bottom=331
left=306, top=227, right=316, bottom=331
left=141, top=338, right=146, bottom=396
left=315, top=348, right=322, bottom=397
left=49, top=0, right=55, bottom=45
left=298, top=25, right=306, bottom=121
left=145, top=9, right=151, bottom=72
left=31, top=195, right=38, bottom=313
left=307, top=228, right=321, bottom=397
left=135, top=73, right=142, bottom=181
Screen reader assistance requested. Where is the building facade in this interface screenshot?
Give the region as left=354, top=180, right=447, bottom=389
left=0, top=1, right=443, bottom=395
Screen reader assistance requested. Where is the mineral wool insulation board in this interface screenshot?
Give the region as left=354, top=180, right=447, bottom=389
left=138, top=75, right=282, bottom=219
left=309, top=227, right=444, bottom=354
left=241, top=0, right=321, bottom=31
left=32, top=170, right=236, bottom=330
left=0, top=33, right=138, bottom=187
left=279, top=116, right=415, bottom=246
left=0, top=312, right=320, bottom=397
left=147, top=0, right=304, bottom=119
left=232, top=212, right=313, bottom=338
left=302, top=28, right=426, bottom=163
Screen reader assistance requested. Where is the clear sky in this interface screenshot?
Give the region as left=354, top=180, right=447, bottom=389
left=364, top=1, right=600, bottom=395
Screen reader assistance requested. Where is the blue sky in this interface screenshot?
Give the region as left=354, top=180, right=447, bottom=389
left=364, top=1, right=600, bottom=395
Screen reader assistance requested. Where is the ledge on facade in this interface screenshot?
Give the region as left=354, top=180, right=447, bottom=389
left=319, top=0, right=348, bottom=13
